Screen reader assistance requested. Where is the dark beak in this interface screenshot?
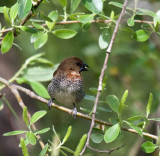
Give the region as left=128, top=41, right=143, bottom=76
left=80, top=63, right=89, bottom=72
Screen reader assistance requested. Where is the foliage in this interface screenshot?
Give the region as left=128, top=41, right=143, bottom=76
left=0, top=0, right=160, bottom=156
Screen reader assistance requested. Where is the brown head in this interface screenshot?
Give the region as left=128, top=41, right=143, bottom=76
left=53, top=56, right=89, bottom=76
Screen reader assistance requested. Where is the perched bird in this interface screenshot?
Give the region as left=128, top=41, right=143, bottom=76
left=47, top=57, right=88, bottom=118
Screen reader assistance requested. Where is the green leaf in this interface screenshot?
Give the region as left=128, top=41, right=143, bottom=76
left=29, top=81, right=50, bottom=99
left=32, top=22, right=44, bottom=30
left=127, top=115, right=143, bottom=122
left=35, top=128, right=50, bottom=135
left=39, top=144, right=48, bottom=156
left=3, top=6, right=11, bottom=25
left=109, top=1, right=133, bottom=11
left=52, top=29, right=77, bottom=39
left=99, top=29, right=110, bottom=49
left=46, top=11, right=58, bottom=30
left=26, top=131, right=36, bottom=145
left=149, top=118, right=160, bottom=122
left=141, top=141, right=157, bottom=153
left=23, top=106, right=29, bottom=126
left=62, top=126, right=72, bottom=144
left=119, top=90, right=128, bottom=113
left=89, top=87, right=97, bottom=94
left=84, top=94, right=95, bottom=102
left=137, top=8, right=157, bottom=18
left=70, top=0, right=81, bottom=13
left=23, top=66, right=55, bottom=82
left=10, top=3, right=18, bottom=23
left=60, top=0, right=67, bottom=7
left=1, top=31, right=14, bottom=53
left=106, top=95, right=120, bottom=113
left=38, top=13, right=53, bottom=22
left=133, top=29, right=150, bottom=42
left=3, top=130, right=27, bottom=136
left=30, top=110, right=47, bottom=125
left=78, top=14, right=94, bottom=23
left=154, top=10, right=160, bottom=27
left=146, top=93, right=153, bottom=117
left=34, top=32, right=48, bottom=49
left=127, top=17, right=134, bottom=26
left=74, top=134, right=87, bottom=156
left=20, top=26, right=38, bottom=33
left=61, top=146, right=74, bottom=154
left=20, top=137, right=29, bottom=156
left=124, top=121, right=143, bottom=136
left=104, top=123, right=120, bottom=143
left=31, top=32, right=44, bottom=43
left=82, top=23, right=91, bottom=31
left=82, top=0, right=103, bottom=14
left=91, top=133, right=103, bottom=144
left=18, top=0, right=32, bottom=19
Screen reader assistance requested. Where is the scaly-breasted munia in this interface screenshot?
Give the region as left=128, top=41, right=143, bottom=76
left=47, top=57, right=88, bottom=118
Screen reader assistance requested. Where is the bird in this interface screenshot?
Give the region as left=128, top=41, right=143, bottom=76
left=47, top=56, right=89, bottom=118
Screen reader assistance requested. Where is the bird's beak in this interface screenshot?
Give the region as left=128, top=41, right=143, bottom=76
left=80, top=63, right=89, bottom=72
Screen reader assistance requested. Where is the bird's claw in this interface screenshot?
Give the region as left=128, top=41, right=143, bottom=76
left=71, top=107, right=77, bottom=119
left=48, top=99, right=53, bottom=110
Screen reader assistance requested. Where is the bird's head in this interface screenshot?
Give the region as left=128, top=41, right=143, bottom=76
left=54, top=57, right=89, bottom=76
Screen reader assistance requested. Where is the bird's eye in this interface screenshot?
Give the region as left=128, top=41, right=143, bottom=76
left=76, top=62, right=81, bottom=67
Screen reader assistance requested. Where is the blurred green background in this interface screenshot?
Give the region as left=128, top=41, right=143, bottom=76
left=0, top=0, right=160, bottom=156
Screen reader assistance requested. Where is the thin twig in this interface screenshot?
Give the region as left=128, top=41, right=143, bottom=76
left=0, top=19, right=154, bottom=34
left=87, top=143, right=126, bottom=154
left=80, top=0, right=129, bottom=155
left=0, top=77, right=158, bottom=141
left=7, top=84, right=45, bottom=149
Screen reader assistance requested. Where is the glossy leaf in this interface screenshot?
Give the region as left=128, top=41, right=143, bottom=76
left=84, top=94, right=96, bottom=102
left=91, top=133, right=103, bottom=144
left=124, top=121, right=143, bottom=136
left=35, top=128, right=50, bottom=135
left=20, top=138, right=29, bottom=156
left=127, top=115, right=143, bottom=122
left=133, top=29, right=150, bottom=42
left=34, top=32, right=48, bottom=49
left=29, top=81, right=50, bottom=99
left=62, top=126, right=72, bottom=144
left=78, top=14, right=94, bottom=23
left=146, top=92, right=153, bottom=117
left=3, top=130, right=27, bottom=136
left=30, top=110, right=47, bottom=125
left=3, top=6, right=11, bottom=25
left=106, top=95, right=120, bottom=113
left=26, top=131, right=36, bottom=145
left=70, top=0, right=81, bottom=13
left=104, top=123, right=120, bottom=143
left=82, top=0, right=103, bottom=14
left=127, top=17, right=134, bottom=26
left=52, top=29, right=77, bottom=39
left=31, top=32, right=44, bottom=43
left=99, top=29, right=110, bottom=49
left=39, top=144, right=48, bottom=156
left=23, top=106, right=29, bottom=126
left=46, top=11, right=58, bottom=30
left=1, top=31, right=14, bottom=53
left=20, top=26, right=38, bottom=33
left=18, top=0, right=32, bottom=19
left=137, top=8, right=157, bottom=18
left=10, top=3, right=18, bottom=23
left=23, top=66, right=54, bottom=82
left=74, top=134, right=87, bottom=156
left=141, top=141, right=157, bottom=153
left=32, top=22, right=44, bottom=30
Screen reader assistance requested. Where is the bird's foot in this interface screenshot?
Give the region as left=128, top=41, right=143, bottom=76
left=71, top=107, right=77, bottom=119
left=48, top=99, right=53, bottom=110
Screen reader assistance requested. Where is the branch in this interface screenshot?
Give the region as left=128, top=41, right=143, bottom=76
left=0, top=77, right=158, bottom=141
left=87, top=143, right=126, bottom=154
left=80, top=0, right=129, bottom=155
left=7, top=84, right=45, bottom=149
left=0, top=19, right=154, bottom=34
